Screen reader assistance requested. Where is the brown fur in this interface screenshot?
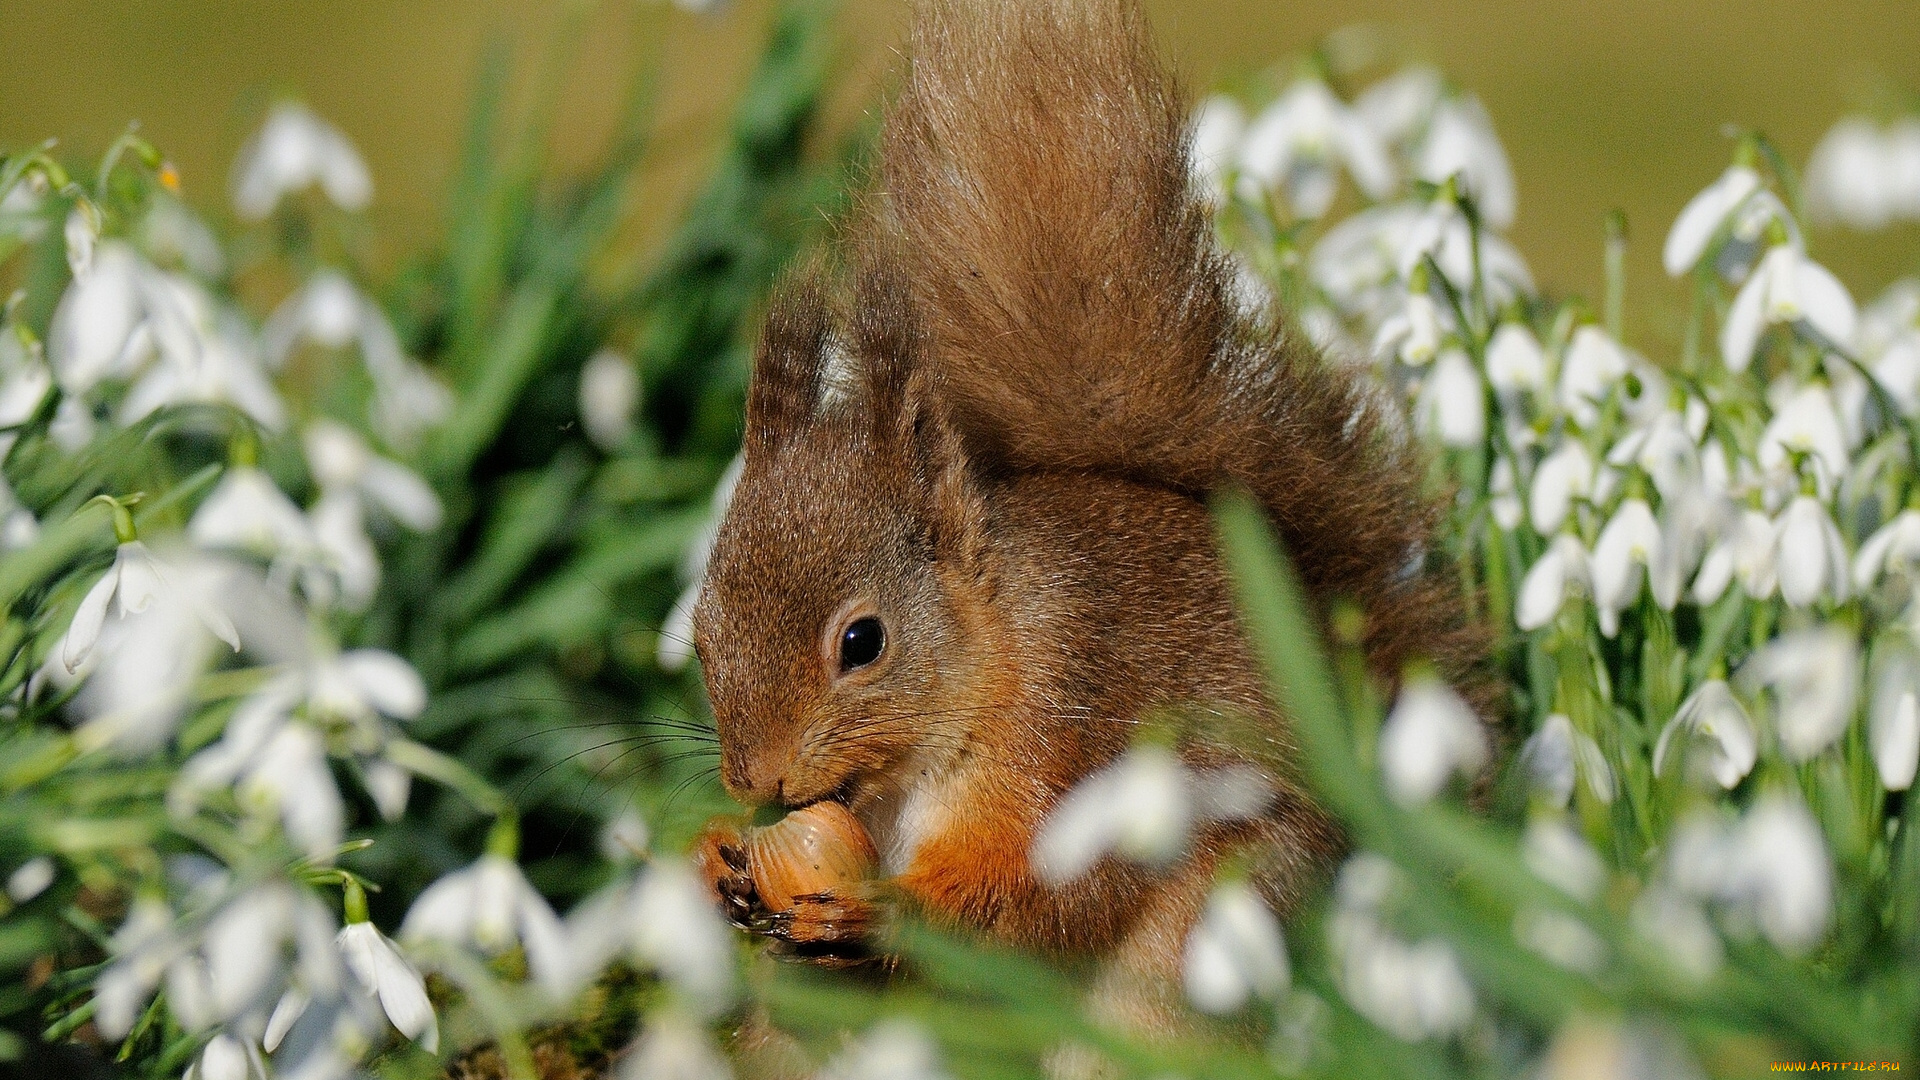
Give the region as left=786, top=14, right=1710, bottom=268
left=691, top=0, right=1484, bottom=1009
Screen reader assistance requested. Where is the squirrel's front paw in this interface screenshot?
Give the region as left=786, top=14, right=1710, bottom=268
left=767, top=885, right=877, bottom=946
left=692, top=820, right=762, bottom=929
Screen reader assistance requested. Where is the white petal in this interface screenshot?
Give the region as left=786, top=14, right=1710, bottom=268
left=1793, top=258, right=1859, bottom=351
left=1518, top=715, right=1576, bottom=807
left=338, top=649, right=428, bottom=719
left=63, top=561, right=120, bottom=672
left=1720, top=259, right=1771, bottom=372
left=1664, top=167, right=1760, bottom=276
left=263, top=987, right=310, bottom=1052
left=1379, top=677, right=1485, bottom=804
left=361, top=460, right=443, bottom=531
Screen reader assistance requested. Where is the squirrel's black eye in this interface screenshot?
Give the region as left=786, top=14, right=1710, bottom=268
left=839, top=617, right=885, bottom=671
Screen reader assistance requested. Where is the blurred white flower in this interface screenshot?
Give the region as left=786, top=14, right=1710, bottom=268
left=1377, top=675, right=1485, bottom=804
left=1328, top=857, right=1474, bottom=1041
left=190, top=466, right=314, bottom=561
left=1240, top=79, right=1395, bottom=219
left=1516, top=533, right=1591, bottom=631
left=401, top=853, right=570, bottom=996
left=232, top=103, right=372, bottom=220
left=1513, top=906, right=1606, bottom=974
left=1371, top=290, right=1446, bottom=365
left=1773, top=494, right=1849, bottom=608
left=1664, top=165, right=1762, bottom=276
left=1536, top=1019, right=1708, bottom=1080
left=1691, top=507, right=1779, bottom=604
left=308, top=492, right=381, bottom=609
left=1853, top=509, right=1920, bottom=591
left=1414, top=94, right=1515, bottom=228
left=117, top=298, right=286, bottom=430
left=1630, top=887, right=1723, bottom=983
left=628, top=858, right=735, bottom=1012
left=1489, top=456, right=1523, bottom=531
left=58, top=566, right=225, bottom=755
left=1607, top=409, right=1703, bottom=504
left=619, top=1009, right=733, bottom=1080
left=1517, top=714, right=1615, bottom=807
left=48, top=242, right=200, bottom=395
left=1870, top=643, right=1920, bottom=791
left=304, top=420, right=442, bottom=530
left=63, top=540, right=240, bottom=674
left=1485, top=322, right=1546, bottom=394
left=1354, top=66, right=1442, bottom=146
left=176, top=681, right=345, bottom=860
left=1738, top=628, right=1860, bottom=762
left=1591, top=497, right=1666, bottom=636
left=1653, top=680, right=1757, bottom=789
left=1397, top=197, right=1533, bottom=304
left=1521, top=819, right=1606, bottom=902
left=7, top=856, right=54, bottom=903
left=1182, top=880, right=1289, bottom=1014
left=336, top=921, right=437, bottom=1052
left=1415, top=348, right=1485, bottom=448
left=579, top=350, right=641, bottom=452
left=264, top=273, right=451, bottom=447
left=64, top=203, right=98, bottom=278
left=1805, top=117, right=1920, bottom=230
left=1558, top=326, right=1634, bottom=427
left=1190, top=95, right=1247, bottom=206
left=1530, top=440, right=1598, bottom=534
left=183, top=1033, right=267, bottom=1080
left=1758, top=382, right=1850, bottom=496
left=1031, top=743, right=1272, bottom=881
left=1668, top=798, right=1833, bottom=953
left=1721, top=245, right=1856, bottom=372
left=819, top=1019, right=953, bottom=1080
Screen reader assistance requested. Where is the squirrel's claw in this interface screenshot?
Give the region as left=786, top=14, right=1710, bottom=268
left=765, top=887, right=876, bottom=948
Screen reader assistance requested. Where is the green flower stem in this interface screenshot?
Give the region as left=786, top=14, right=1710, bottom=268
left=383, top=737, right=514, bottom=820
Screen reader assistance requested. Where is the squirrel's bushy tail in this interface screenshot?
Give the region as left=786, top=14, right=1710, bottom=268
left=877, top=0, right=1482, bottom=683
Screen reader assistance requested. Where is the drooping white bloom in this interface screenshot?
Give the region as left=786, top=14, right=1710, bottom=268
left=1557, top=326, right=1634, bottom=427
left=628, top=858, right=735, bottom=1012
left=1653, top=680, right=1757, bottom=789
left=1327, top=856, right=1474, bottom=1041
left=1031, top=743, right=1272, bottom=881
left=1182, top=881, right=1290, bottom=1014
left=301, top=422, right=439, bottom=533
left=174, top=681, right=345, bottom=859
left=1240, top=79, right=1395, bottom=219
left=1691, top=508, right=1779, bottom=604
left=117, top=301, right=286, bottom=430
left=1738, top=628, right=1860, bottom=762
left=63, top=541, right=240, bottom=674
left=57, top=564, right=226, bottom=755
left=1772, top=494, right=1849, bottom=608
left=1805, top=117, right=1920, bottom=230
left=1668, top=799, right=1833, bottom=953
left=1415, top=348, right=1484, bottom=448
left=182, top=1034, right=266, bottom=1080
left=1516, top=533, right=1591, bottom=631
left=47, top=242, right=202, bottom=396
left=1517, top=714, right=1615, bottom=807
left=1665, top=166, right=1763, bottom=276
left=1521, top=819, right=1606, bottom=902
left=308, top=491, right=381, bottom=609
left=1757, top=382, right=1850, bottom=495
left=1869, top=644, right=1920, bottom=791
left=1377, top=676, right=1486, bottom=804
left=1485, top=322, right=1546, bottom=394
left=401, top=854, right=569, bottom=995
left=1414, top=94, right=1516, bottom=229
left=1371, top=290, right=1446, bottom=366
left=579, top=350, right=641, bottom=452
left=1530, top=441, right=1598, bottom=534
left=619, top=1009, right=734, bottom=1080
left=1852, top=509, right=1920, bottom=591
left=1396, top=197, right=1534, bottom=304
left=1591, top=498, right=1666, bottom=636
left=819, top=1019, right=953, bottom=1080
left=1190, top=95, right=1247, bottom=206
left=1513, top=905, right=1607, bottom=974
left=1607, top=409, right=1703, bottom=504
left=1721, top=245, right=1857, bottom=372
left=232, top=103, right=373, bottom=220
left=1489, top=456, right=1524, bottom=531
left=263, top=274, right=451, bottom=446
left=7, top=857, right=54, bottom=903
left=1354, top=67, right=1443, bottom=146
left=1630, top=886, right=1724, bottom=983
left=336, top=921, right=438, bottom=1052
left=190, top=466, right=315, bottom=561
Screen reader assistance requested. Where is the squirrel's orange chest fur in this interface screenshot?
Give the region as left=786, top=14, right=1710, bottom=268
left=690, top=0, right=1483, bottom=994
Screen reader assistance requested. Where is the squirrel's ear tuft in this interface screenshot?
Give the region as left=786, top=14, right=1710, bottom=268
left=746, top=261, right=834, bottom=457
left=880, top=0, right=1232, bottom=473
left=847, top=240, right=920, bottom=441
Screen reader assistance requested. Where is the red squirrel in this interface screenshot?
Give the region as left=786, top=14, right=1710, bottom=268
left=690, top=0, right=1483, bottom=1019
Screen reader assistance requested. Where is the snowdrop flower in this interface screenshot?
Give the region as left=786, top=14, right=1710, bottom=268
left=1354, top=67, right=1442, bottom=146
left=1032, top=743, right=1272, bottom=882
left=264, top=274, right=451, bottom=447
left=64, top=202, right=98, bottom=278
left=1530, top=441, right=1599, bottom=535
left=1607, top=409, right=1703, bottom=505
left=819, top=1020, right=952, bottom=1080
left=1190, top=94, right=1246, bottom=206
left=1517, top=714, right=1615, bottom=807
left=1869, top=644, right=1920, bottom=791
left=1653, top=680, right=1757, bottom=789
left=1721, top=245, right=1856, bottom=372
left=1630, top=886, right=1724, bottom=983
left=1516, top=533, right=1591, bottom=631
left=1378, top=675, right=1486, bottom=804
left=1757, top=382, right=1850, bottom=494
left=1773, top=494, right=1849, bottom=608
left=183, top=1033, right=267, bottom=1080
left=93, top=898, right=182, bottom=1039
left=1738, top=628, right=1860, bottom=762
left=1557, top=326, right=1634, bottom=427
left=1414, top=94, right=1515, bottom=228
left=628, top=858, right=735, bottom=1012
left=175, top=683, right=345, bottom=859
left=47, top=242, right=200, bottom=395
left=1805, top=117, right=1920, bottom=230
left=1240, top=79, right=1395, bottom=219
left=196, top=881, right=340, bottom=1029
left=1396, top=197, right=1534, bottom=304
left=1489, top=456, right=1523, bottom=531
left=190, top=466, right=314, bottom=561
left=1415, top=349, right=1485, bottom=448
left=232, top=103, right=372, bottom=220
left=1327, top=858, right=1474, bottom=1041
left=1371, top=290, right=1446, bottom=365
left=335, top=921, right=437, bottom=1052
left=1183, top=880, right=1289, bottom=1014
left=7, top=857, right=54, bottom=903
left=1853, top=509, right=1920, bottom=591
left=1309, top=203, right=1425, bottom=313
left=55, top=567, right=226, bottom=755
left=1664, top=166, right=1763, bottom=276
left=1692, top=508, right=1779, bottom=604
left=1670, top=799, right=1833, bottom=953
left=64, top=540, right=240, bottom=674
left=1485, top=322, right=1546, bottom=394
left=1521, top=819, right=1606, bottom=902
left=619, top=1009, right=734, bottom=1080
left=579, top=350, right=641, bottom=452
left=308, top=493, right=381, bottom=609
left=1591, top=497, right=1667, bottom=635
left=304, top=420, right=442, bottom=531
left=401, top=853, right=569, bottom=995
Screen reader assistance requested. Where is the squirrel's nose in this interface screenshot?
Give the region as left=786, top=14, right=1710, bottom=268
left=720, top=753, right=782, bottom=807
